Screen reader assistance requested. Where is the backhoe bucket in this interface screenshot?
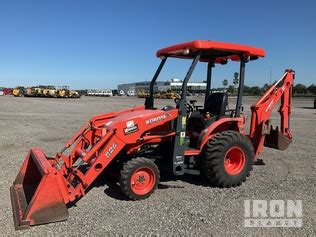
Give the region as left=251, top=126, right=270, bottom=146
left=10, top=149, right=68, bottom=230
left=264, top=126, right=292, bottom=150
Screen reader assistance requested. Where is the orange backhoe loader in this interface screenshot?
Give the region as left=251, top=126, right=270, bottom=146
left=10, top=40, right=294, bottom=229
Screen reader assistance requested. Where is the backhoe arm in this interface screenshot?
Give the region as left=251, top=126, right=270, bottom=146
left=249, top=69, right=295, bottom=159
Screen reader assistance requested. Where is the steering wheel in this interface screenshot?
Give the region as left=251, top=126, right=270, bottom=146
left=174, top=98, right=194, bottom=113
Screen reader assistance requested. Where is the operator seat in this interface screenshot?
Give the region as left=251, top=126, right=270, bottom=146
left=187, top=93, right=229, bottom=148
left=204, top=92, right=228, bottom=118
left=187, top=93, right=228, bottom=132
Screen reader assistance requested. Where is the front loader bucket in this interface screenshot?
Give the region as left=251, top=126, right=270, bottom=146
left=264, top=126, right=292, bottom=150
left=10, top=149, right=68, bottom=230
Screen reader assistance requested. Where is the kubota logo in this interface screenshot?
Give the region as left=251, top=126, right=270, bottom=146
left=146, top=114, right=167, bottom=125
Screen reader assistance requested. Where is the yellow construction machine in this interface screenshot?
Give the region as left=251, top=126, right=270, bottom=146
left=12, top=87, right=25, bottom=97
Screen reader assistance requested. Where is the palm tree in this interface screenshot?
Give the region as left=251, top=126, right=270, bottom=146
left=222, top=79, right=228, bottom=88
left=233, top=72, right=239, bottom=88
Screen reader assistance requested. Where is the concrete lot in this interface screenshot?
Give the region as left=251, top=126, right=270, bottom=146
left=0, top=95, right=315, bottom=236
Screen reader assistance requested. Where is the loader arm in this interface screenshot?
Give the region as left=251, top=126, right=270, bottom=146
left=249, top=69, right=295, bottom=158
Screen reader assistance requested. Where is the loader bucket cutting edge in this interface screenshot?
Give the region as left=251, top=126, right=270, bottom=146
left=10, top=149, right=69, bottom=230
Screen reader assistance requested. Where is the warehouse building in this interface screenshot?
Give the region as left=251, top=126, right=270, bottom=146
left=117, top=83, right=136, bottom=94
left=118, top=79, right=206, bottom=94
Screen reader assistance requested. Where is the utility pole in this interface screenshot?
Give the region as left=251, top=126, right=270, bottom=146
left=269, top=65, right=272, bottom=85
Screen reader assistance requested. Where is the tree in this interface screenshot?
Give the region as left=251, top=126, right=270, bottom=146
left=222, top=79, right=228, bottom=88
left=307, top=84, right=316, bottom=95
left=249, top=86, right=261, bottom=95
left=243, top=85, right=250, bottom=95
left=293, top=83, right=307, bottom=94
left=262, top=83, right=270, bottom=93
left=233, top=72, right=239, bottom=88
left=227, top=85, right=235, bottom=94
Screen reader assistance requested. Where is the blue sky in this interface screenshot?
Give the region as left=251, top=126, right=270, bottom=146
left=0, top=0, right=315, bottom=89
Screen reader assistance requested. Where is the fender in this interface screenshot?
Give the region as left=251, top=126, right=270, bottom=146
left=197, top=116, right=245, bottom=150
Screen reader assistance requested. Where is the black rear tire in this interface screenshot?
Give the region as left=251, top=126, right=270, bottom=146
left=201, top=130, right=254, bottom=187
left=119, top=157, right=159, bottom=200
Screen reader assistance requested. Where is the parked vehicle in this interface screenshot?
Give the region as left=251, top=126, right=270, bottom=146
left=103, top=89, right=113, bottom=97
left=137, top=91, right=149, bottom=98
left=3, top=88, right=13, bottom=95
left=68, top=90, right=81, bottom=98
left=12, top=87, right=26, bottom=97
left=87, top=89, right=113, bottom=97
left=127, top=90, right=136, bottom=96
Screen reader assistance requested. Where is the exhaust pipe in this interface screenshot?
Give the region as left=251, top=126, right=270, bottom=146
left=10, top=149, right=69, bottom=230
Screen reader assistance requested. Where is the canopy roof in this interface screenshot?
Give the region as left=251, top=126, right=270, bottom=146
left=156, top=40, right=265, bottom=63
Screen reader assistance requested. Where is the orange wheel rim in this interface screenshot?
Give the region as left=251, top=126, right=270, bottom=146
left=224, top=146, right=246, bottom=175
left=130, top=167, right=156, bottom=195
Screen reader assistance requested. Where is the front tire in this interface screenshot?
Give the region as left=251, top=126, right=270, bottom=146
left=119, top=157, right=159, bottom=200
left=201, top=131, right=254, bottom=187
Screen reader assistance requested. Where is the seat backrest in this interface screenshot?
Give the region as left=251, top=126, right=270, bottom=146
left=205, top=93, right=228, bottom=117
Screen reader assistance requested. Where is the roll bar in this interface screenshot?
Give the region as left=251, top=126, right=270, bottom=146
left=145, top=53, right=248, bottom=119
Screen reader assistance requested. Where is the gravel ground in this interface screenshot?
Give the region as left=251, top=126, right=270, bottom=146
left=0, top=95, right=315, bottom=236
